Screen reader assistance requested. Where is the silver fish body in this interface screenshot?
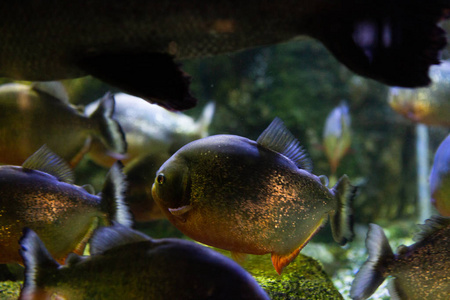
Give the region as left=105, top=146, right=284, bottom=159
left=85, top=93, right=214, bottom=167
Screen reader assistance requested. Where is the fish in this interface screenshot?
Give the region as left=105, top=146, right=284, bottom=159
left=0, top=82, right=126, bottom=167
left=0, top=0, right=448, bottom=111
left=0, top=145, right=132, bottom=264
left=350, top=216, right=450, bottom=300
left=18, top=223, right=270, bottom=300
left=152, top=117, right=356, bottom=274
left=85, top=93, right=214, bottom=167
left=323, top=101, right=352, bottom=174
left=430, top=134, right=450, bottom=216
left=124, top=153, right=170, bottom=222
left=388, top=61, right=450, bottom=127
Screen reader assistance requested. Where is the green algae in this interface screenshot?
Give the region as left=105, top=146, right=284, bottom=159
left=0, top=281, right=21, bottom=300
left=212, top=248, right=343, bottom=300
left=246, top=254, right=343, bottom=300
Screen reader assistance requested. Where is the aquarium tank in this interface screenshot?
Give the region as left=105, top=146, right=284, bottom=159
left=1, top=1, right=449, bottom=300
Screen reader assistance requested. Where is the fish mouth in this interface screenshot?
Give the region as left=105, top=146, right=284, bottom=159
left=168, top=205, right=193, bottom=216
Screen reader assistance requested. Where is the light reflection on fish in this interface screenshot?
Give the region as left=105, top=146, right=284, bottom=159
left=0, top=0, right=448, bottom=110
left=0, top=82, right=126, bottom=167
left=85, top=93, right=214, bottom=167
left=430, top=134, right=450, bottom=216
left=0, top=146, right=132, bottom=264
left=18, top=224, right=270, bottom=300
left=152, top=117, right=356, bottom=274
left=350, top=216, right=450, bottom=300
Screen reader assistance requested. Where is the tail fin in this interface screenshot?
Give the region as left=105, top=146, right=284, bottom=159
left=330, top=175, right=356, bottom=245
left=89, top=92, right=127, bottom=156
left=100, top=161, right=133, bottom=227
left=316, top=0, right=449, bottom=87
left=195, top=101, right=215, bottom=138
left=350, top=224, right=394, bottom=300
left=19, top=228, right=59, bottom=300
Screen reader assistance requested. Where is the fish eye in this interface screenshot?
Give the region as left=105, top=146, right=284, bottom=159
left=157, top=174, right=166, bottom=185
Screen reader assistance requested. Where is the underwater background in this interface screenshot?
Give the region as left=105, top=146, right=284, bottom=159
left=1, top=22, right=449, bottom=300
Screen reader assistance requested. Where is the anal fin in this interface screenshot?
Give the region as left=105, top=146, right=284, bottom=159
left=272, top=217, right=327, bottom=275
left=271, top=248, right=301, bottom=275
left=77, top=52, right=197, bottom=111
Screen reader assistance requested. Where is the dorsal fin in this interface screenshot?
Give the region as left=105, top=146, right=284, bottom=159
left=257, top=117, right=312, bottom=172
left=31, top=81, right=70, bottom=104
left=90, top=223, right=150, bottom=255
left=413, top=215, right=450, bottom=243
left=22, top=145, right=74, bottom=184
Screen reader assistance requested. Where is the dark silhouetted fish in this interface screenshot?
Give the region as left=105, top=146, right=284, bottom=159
left=0, top=0, right=448, bottom=110
left=123, top=153, right=170, bottom=222
left=350, top=216, right=450, bottom=300
left=0, top=146, right=132, bottom=264
left=152, top=117, right=356, bottom=274
left=18, top=224, right=270, bottom=300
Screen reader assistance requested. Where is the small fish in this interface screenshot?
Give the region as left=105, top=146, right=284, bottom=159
left=0, top=82, right=126, bottom=167
left=350, top=216, right=450, bottom=300
left=18, top=223, right=270, bottom=300
left=323, top=101, right=352, bottom=174
left=388, top=61, right=450, bottom=127
left=430, top=134, right=450, bottom=216
left=0, top=146, right=132, bottom=264
left=85, top=93, right=215, bottom=167
left=152, top=118, right=356, bottom=274
left=124, top=153, right=170, bottom=222
left=0, top=1, right=448, bottom=110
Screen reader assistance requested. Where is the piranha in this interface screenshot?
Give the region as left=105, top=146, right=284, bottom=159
left=323, top=101, right=352, bottom=175
left=388, top=61, right=450, bottom=127
left=123, top=153, right=171, bottom=222
left=350, top=216, right=450, bottom=300
left=85, top=93, right=214, bottom=167
left=0, top=82, right=126, bottom=167
left=430, top=134, right=450, bottom=216
left=0, top=146, right=132, bottom=264
left=0, top=1, right=448, bottom=110
left=152, top=117, right=356, bottom=274
left=18, top=223, right=270, bottom=300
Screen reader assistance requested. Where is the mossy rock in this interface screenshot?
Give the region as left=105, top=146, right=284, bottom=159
left=0, top=281, right=21, bottom=300
left=241, top=253, right=343, bottom=300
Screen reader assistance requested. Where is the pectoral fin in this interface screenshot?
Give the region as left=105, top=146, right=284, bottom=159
left=77, top=52, right=197, bottom=111
left=168, top=205, right=193, bottom=216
